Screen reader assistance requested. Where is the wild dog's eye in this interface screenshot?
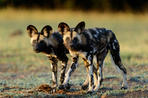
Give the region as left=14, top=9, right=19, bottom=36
left=73, top=37, right=78, bottom=44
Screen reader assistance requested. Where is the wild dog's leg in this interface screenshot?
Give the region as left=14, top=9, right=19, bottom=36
left=59, top=56, right=79, bottom=89
left=59, top=55, right=68, bottom=85
left=83, top=54, right=94, bottom=92
left=81, top=59, right=98, bottom=90
left=110, top=40, right=128, bottom=89
left=81, top=60, right=89, bottom=90
left=94, top=50, right=108, bottom=91
left=48, top=56, right=58, bottom=88
left=93, top=62, right=98, bottom=88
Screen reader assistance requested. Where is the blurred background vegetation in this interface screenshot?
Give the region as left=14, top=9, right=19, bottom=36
left=0, top=0, right=148, bottom=13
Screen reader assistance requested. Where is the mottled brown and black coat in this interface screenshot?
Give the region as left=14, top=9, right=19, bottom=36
left=27, top=25, right=69, bottom=89
left=58, top=21, right=128, bottom=92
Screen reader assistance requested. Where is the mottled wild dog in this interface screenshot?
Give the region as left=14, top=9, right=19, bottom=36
left=58, top=21, right=128, bottom=92
left=27, top=25, right=69, bottom=90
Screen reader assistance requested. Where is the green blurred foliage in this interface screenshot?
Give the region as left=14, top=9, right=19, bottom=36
left=0, top=0, right=148, bottom=13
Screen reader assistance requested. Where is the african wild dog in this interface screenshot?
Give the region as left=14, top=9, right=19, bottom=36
left=58, top=21, right=128, bottom=92
left=27, top=25, right=69, bottom=90
left=58, top=23, right=98, bottom=91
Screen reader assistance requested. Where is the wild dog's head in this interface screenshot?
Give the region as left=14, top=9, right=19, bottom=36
left=58, top=21, right=87, bottom=51
left=27, top=25, right=53, bottom=53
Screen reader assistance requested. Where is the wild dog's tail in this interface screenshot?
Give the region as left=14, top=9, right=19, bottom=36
left=107, top=30, right=128, bottom=89
left=107, top=30, right=127, bottom=74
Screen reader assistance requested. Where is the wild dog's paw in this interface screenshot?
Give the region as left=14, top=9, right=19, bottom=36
left=87, top=90, right=93, bottom=94
left=58, top=85, right=65, bottom=90
left=49, top=87, right=57, bottom=93
left=65, top=83, right=71, bottom=90
left=81, top=84, right=88, bottom=90
left=121, top=86, right=128, bottom=90
left=58, top=83, right=71, bottom=90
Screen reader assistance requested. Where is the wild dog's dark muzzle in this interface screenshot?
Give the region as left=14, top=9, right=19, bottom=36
left=33, top=41, right=47, bottom=53
left=70, top=38, right=79, bottom=50
left=72, top=38, right=78, bottom=44
left=33, top=44, right=40, bottom=53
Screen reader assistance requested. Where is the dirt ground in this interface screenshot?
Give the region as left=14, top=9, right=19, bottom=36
left=0, top=63, right=148, bottom=97
left=0, top=73, right=148, bottom=97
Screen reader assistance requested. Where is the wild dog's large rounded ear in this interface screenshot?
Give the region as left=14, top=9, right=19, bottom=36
left=27, top=25, right=38, bottom=37
left=41, top=25, right=53, bottom=37
left=74, top=21, right=85, bottom=33
left=58, top=22, right=70, bottom=35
